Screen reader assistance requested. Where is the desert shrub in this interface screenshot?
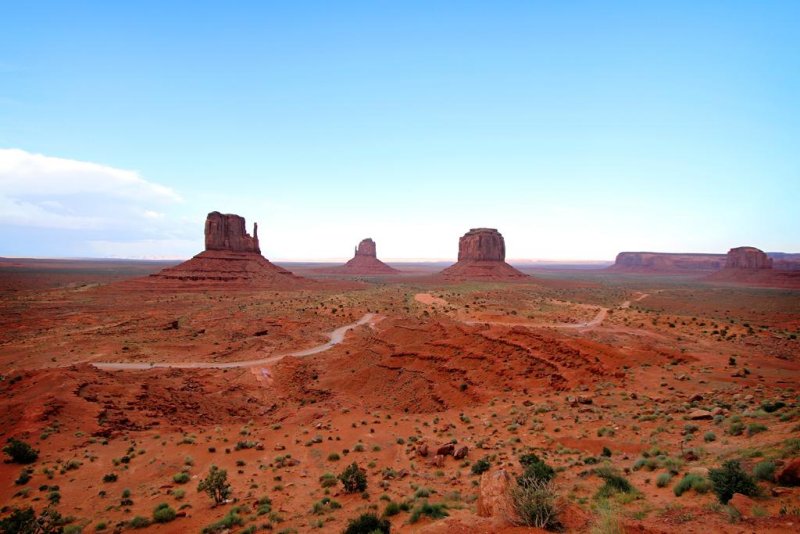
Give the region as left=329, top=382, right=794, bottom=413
left=709, top=460, right=758, bottom=504
left=327, top=452, right=340, bottom=461
left=343, top=512, right=390, bottom=534
left=673, top=473, right=712, bottom=496
left=595, top=468, right=634, bottom=499
left=761, top=400, right=785, bottom=413
left=656, top=473, right=673, bottom=488
left=152, top=502, right=176, bottom=523
left=518, top=457, right=555, bottom=485
left=409, top=501, right=448, bottom=523
left=172, top=472, right=190, bottom=484
left=0, top=508, right=37, bottom=533
left=201, top=507, right=244, bottom=534
left=3, top=438, right=39, bottom=464
left=752, top=460, right=776, bottom=482
left=102, top=473, right=117, bottom=483
left=15, top=468, right=32, bottom=485
left=471, top=457, right=491, bottom=475
left=338, top=462, right=367, bottom=493
left=747, top=423, right=767, bottom=436
left=728, top=421, right=745, bottom=436
left=704, top=431, right=717, bottom=443
left=383, top=500, right=402, bottom=516
left=510, top=477, right=561, bottom=530
left=128, top=516, right=150, bottom=529
left=256, top=496, right=272, bottom=515
left=591, top=504, right=623, bottom=534
left=95, top=522, right=107, bottom=531
left=198, top=465, right=231, bottom=504
left=319, top=472, right=338, bottom=488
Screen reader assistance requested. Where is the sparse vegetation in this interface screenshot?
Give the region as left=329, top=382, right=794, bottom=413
left=339, top=462, right=367, bottom=493
left=709, top=460, right=758, bottom=504
left=3, top=438, right=39, bottom=464
left=198, top=465, right=231, bottom=505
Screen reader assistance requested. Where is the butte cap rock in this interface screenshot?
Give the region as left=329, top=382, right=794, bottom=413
left=316, top=238, right=399, bottom=275
left=144, top=211, right=309, bottom=289
left=724, top=246, right=773, bottom=269
left=440, top=228, right=527, bottom=280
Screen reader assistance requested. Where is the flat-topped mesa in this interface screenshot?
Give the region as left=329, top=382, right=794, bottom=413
left=458, top=228, right=506, bottom=261
left=441, top=228, right=527, bottom=280
left=725, top=246, right=773, bottom=270
left=205, top=211, right=260, bottom=254
left=611, top=252, right=726, bottom=272
left=354, top=238, right=377, bottom=258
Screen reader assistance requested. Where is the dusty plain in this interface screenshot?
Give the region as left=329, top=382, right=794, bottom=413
left=1, top=260, right=799, bottom=533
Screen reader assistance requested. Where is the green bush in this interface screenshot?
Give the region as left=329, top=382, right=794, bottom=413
left=172, top=472, right=190, bottom=484
left=704, top=432, right=717, bottom=443
left=198, top=465, right=231, bottom=504
left=383, top=501, right=402, bottom=516
left=128, top=516, right=150, bottom=529
left=3, top=438, right=39, bottom=464
left=201, top=507, right=244, bottom=534
left=673, top=473, right=712, bottom=496
left=752, top=460, right=776, bottom=482
left=510, top=478, right=561, bottom=530
left=728, top=421, right=745, bottom=436
left=656, top=472, right=673, bottom=488
left=709, top=460, right=758, bottom=504
left=471, top=457, right=491, bottom=475
left=343, top=512, right=390, bottom=534
left=595, top=468, right=634, bottom=499
left=102, top=473, right=117, bottom=483
left=747, top=423, right=767, bottom=436
left=152, top=502, right=176, bottom=523
left=518, top=459, right=555, bottom=485
left=409, top=501, right=448, bottom=523
left=338, top=462, right=367, bottom=493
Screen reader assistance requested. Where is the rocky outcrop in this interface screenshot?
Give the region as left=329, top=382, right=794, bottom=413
left=315, top=238, right=399, bottom=275
left=353, top=238, right=377, bottom=258
left=458, top=228, right=506, bottom=261
left=144, top=211, right=310, bottom=289
left=477, top=470, right=517, bottom=521
left=205, top=211, right=260, bottom=254
left=441, top=228, right=527, bottom=280
left=610, top=252, right=725, bottom=272
left=777, top=458, right=800, bottom=486
left=725, top=246, right=772, bottom=269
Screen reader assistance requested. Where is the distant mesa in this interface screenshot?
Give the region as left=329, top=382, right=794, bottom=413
left=145, top=211, right=310, bottom=289
left=315, top=238, right=399, bottom=275
left=440, top=228, right=527, bottom=280
left=609, top=252, right=725, bottom=272
left=724, top=246, right=772, bottom=270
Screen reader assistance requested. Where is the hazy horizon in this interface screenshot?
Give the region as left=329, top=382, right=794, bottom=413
left=2, top=2, right=798, bottom=260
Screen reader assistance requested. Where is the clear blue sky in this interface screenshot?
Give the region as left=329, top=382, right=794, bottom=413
left=1, top=1, right=798, bottom=260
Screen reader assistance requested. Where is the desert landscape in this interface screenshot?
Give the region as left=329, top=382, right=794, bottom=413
left=1, top=213, right=798, bottom=534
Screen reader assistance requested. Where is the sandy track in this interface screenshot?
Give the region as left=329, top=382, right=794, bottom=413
left=93, top=313, right=378, bottom=370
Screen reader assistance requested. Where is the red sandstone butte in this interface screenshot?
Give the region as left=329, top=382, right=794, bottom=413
left=143, top=211, right=310, bottom=289
left=724, top=246, right=773, bottom=269
left=315, top=238, right=399, bottom=275
left=440, top=228, right=527, bottom=280
left=609, top=252, right=725, bottom=272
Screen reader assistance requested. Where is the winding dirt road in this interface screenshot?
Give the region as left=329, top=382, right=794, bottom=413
left=93, top=313, right=379, bottom=370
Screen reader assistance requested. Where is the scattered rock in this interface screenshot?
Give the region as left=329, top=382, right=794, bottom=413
left=432, top=454, right=445, bottom=468
left=454, top=446, right=468, bottom=460
left=777, top=458, right=800, bottom=486
left=687, top=409, right=713, bottom=420
left=477, top=470, right=517, bottom=522
left=417, top=443, right=429, bottom=457
left=436, top=443, right=455, bottom=456
left=729, top=493, right=757, bottom=517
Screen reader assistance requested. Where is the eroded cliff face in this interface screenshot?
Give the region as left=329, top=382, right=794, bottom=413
left=725, top=247, right=773, bottom=269
left=442, top=228, right=526, bottom=280
left=611, top=252, right=725, bottom=271
left=354, top=238, right=377, bottom=258
left=457, top=228, right=506, bottom=261
left=204, top=212, right=260, bottom=254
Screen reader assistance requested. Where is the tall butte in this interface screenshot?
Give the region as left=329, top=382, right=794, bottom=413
left=440, top=228, right=527, bottom=280
left=341, top=238, right=399, bottom=274
left=147, top=211, right=309, bottom=288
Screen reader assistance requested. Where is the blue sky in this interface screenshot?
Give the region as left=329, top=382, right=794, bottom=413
left=1, top=1, right=798, bottom=260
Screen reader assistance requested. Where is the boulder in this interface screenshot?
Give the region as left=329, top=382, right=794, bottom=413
left=687, top=409, right=713, bottom=420
left=417, top=443, right=429, bottom=458
left=777, top=458, right=800, bottom=486
left=436, top=443, right=455, bottom=457
left=477, top=470, right=517, bottom=521
left=728, top=493, right=757, bottom=517
left=454, top=446, right=469, bottom=460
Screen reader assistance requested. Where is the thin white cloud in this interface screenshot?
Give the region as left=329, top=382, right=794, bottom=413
left=0, top=148, right=181, bottom=202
